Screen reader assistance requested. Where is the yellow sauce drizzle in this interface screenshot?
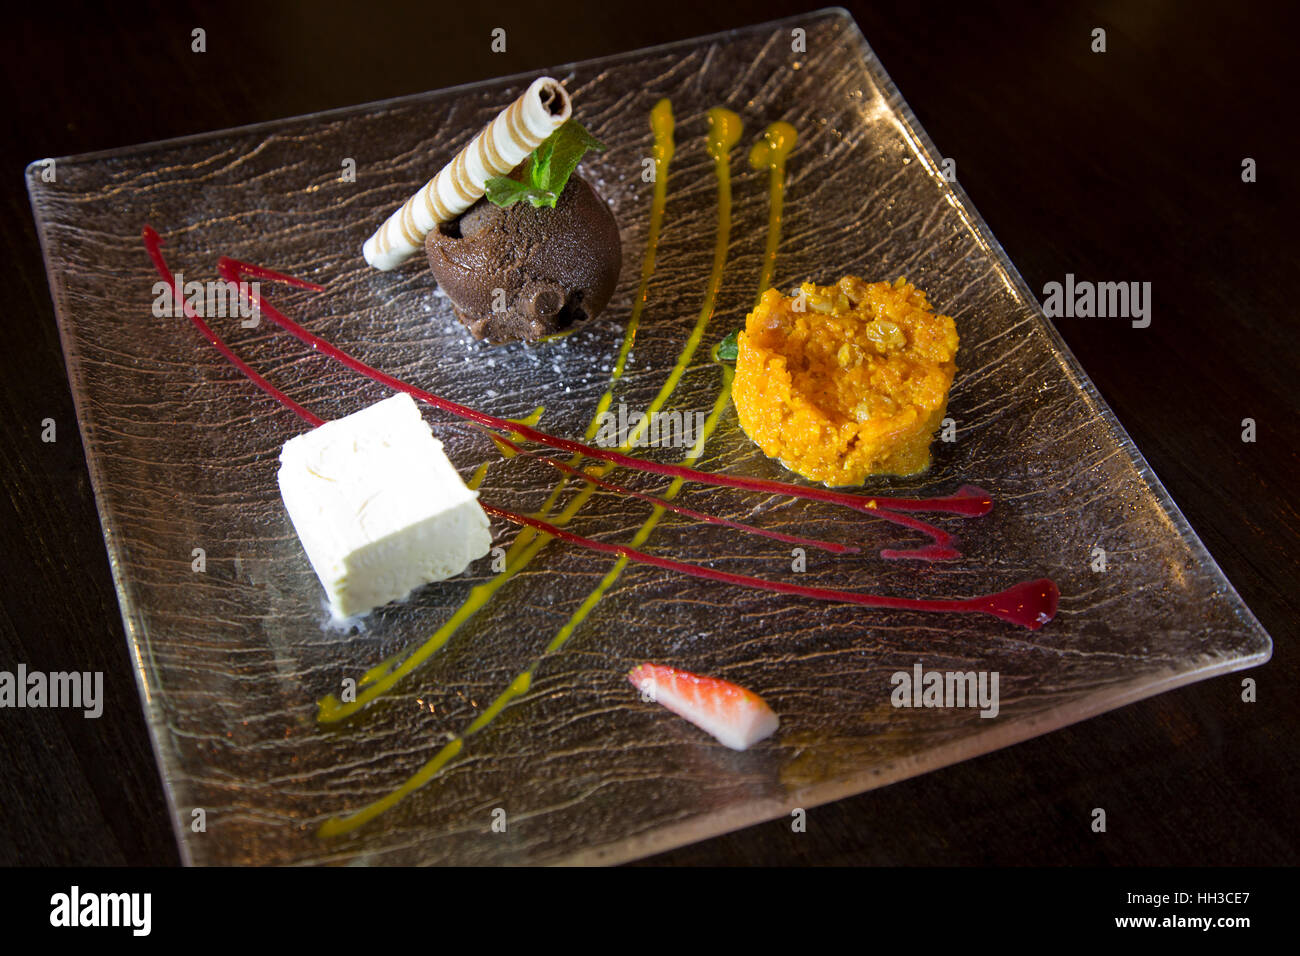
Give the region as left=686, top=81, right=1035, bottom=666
left=317, top=737, right=463, bottom=838
left=316, top=103, right=679, bottom=725
left=467, top=462, right=491, bottom=489
left=465, top=670, right=532, bottom=734
left=318, top=106, right=763, bottom=837
left=510, top=406, right=546, bottom=428
left=585, top=98, right=676, bottom=440
left=748, top=122, right=798, bottom=304
left=616, top=107, right=740, bottom=448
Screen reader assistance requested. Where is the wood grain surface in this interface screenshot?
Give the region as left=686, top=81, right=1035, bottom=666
left=1, top=0, right=1296, bottom=866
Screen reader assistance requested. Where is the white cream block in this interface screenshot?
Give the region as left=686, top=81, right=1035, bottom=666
left=277, top=392, right=492, bottom=619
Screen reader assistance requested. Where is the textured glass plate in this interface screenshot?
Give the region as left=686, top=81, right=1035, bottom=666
left=27, top=9, right=1271, bottom=866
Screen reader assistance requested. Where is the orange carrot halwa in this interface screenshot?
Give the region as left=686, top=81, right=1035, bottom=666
left=731, top=276, right=959, bottom=485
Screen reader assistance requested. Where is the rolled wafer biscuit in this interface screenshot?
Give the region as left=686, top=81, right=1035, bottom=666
left=363, top=76, right=572, bottom=271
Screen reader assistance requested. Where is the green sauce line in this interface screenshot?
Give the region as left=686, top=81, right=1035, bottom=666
left=319, top=109, right=781, bottom=837
left=317, top=101, right=679, bottom=724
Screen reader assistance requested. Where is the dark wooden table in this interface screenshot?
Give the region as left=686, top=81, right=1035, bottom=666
left=2, top=0, right=1296, bottom=866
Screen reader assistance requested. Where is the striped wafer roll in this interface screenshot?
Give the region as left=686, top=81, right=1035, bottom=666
left=363, top=76, right=572, bottom=271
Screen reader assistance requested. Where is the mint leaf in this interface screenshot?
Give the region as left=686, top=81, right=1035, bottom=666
left=485, top=119, right=606, bottom=210
left=485, top=176, right=556, bottom=208
left=540, top=120, right=606, bottom=196
left=528, top=138, right=554, bottom=191
left=716, top=330, right=739, bottom=361
left=524, top=190, right=559, bottom=208
left=484, top=176, right=528, bottom=205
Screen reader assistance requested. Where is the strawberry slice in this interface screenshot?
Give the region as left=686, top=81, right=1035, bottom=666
left=627, top=662, right=779, bottom=751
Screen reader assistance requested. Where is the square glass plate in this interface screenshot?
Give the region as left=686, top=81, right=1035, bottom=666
left=27, top=8, right=1271, bottom=865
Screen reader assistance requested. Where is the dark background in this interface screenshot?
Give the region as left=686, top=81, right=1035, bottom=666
left=2, top=1, right=1296, bottom=866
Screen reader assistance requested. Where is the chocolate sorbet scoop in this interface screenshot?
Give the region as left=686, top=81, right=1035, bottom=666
left=425, top=174, right=621, bottom=344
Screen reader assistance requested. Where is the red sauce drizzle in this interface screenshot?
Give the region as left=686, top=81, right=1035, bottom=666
left=212, top=254, right=992, bottom=520
left=142, top=228, right=324, bottom=428
left=140, top=227, right=1061, bottom=630
left=214, top=250, right=989, bottom=558
left=482, top=503, right=1058, bottom=630
left=477, top=424, right=858, bottom=554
